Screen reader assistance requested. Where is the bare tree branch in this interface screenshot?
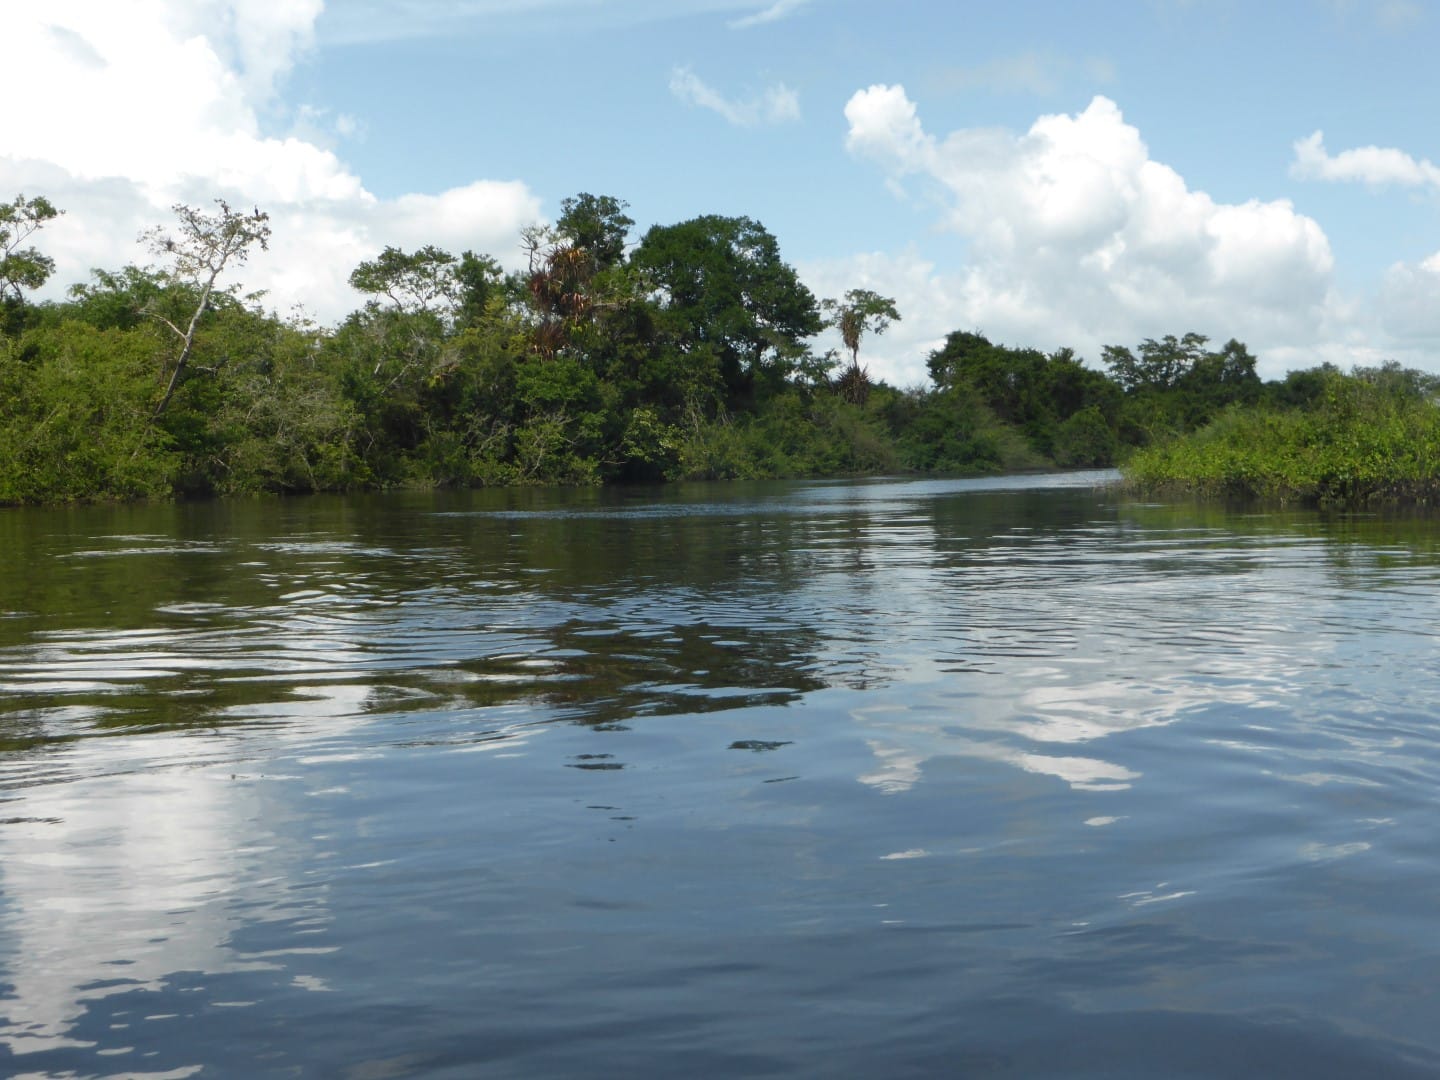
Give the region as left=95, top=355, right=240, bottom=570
left=143, top=199, right=270, bottom=417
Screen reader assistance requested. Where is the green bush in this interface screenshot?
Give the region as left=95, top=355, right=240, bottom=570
left=0, top=322, right=177, bottom=504
left=1124, top=370, right=1440, bottom=505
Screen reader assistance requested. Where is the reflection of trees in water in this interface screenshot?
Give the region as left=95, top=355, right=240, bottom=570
left=0, top=487, right=850, bottom=748
left=0, top=484, right=1140, bottom=749
left=27, top=481, right=1439, bottom=753
left=1118, top=501, right=1440, bottom=590
left=444, top=619, right=829, bottom=729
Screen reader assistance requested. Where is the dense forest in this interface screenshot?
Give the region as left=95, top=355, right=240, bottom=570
left=2, top=190, right=1435, bottom=506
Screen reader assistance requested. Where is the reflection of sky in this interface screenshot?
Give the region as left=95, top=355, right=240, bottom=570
left=0, top=541, right=395, bottom=1062
left=0, top=695, right=355, bottom=1057
left=0, top=519, right=561, bottom=1066
left=813, top=496, right=1440, bottom=804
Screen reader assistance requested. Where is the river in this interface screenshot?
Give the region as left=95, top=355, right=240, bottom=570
left=1, top=471, right=1438, bottom=1077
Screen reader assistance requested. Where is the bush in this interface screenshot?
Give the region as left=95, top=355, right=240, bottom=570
left=1123, top=369, right=1440, bottom=505
left=0, top=322, right=177, bottom=504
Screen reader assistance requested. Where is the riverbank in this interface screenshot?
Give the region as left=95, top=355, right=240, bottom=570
left=1122, top=366, right=1440, bottom=506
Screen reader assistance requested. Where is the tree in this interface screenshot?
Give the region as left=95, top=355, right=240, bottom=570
left=65, top=266, right=178, bottom=331
left=556, top=193, right=634, bottom=271
left=454, top=250, right=508, bottom=329
left=142, top=199, right=270, bottom=416
left=927, top=330, right=993, bottom=391
left=822, top=288, right=899, bottom=405
left=1044, top=346, right=1120, bottom=422
left=632, top=214, right=822, bottom=410
left=349, top=244, right=459, bottom=316
left=1101, top=332, right=1209, bottom=394
left=927, top=330, right=1121, bottom=457
left=1180, top=337, right=1261, bottom=419
left=1, top=193, right=62, bottom=311
left=927, top=330, right=1046, bottom=422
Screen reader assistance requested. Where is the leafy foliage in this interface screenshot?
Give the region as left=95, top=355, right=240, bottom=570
left=927, top=331, right=1120, bottom=459
left=0, top=193, right=62, bottom=305
left=556, top=193, right=634, bottom=271
left=349, top=245, right=460, bottom=316
left=8, top=186, right=1417, bottom=507
left=1124, top=364, right=1440, bottom=505
left=0, top=322, right=176, bottom=503
left=632, top=214, right=823, bottom=412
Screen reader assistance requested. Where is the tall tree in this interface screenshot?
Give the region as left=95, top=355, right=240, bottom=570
left=0, top=193, right=62, bottom=314
left=822, top=288, right=899, bottom=404
left=927, top=330, right=993, bottom=391
left=1102, top=332, right=1210, bottom=394
left=556, top=193, right=634, bottom=272
left=142, top=199, right=270, bottom=416
left=349, top=244, right=459, bottom=317
left=632, top=214, right=822, bottom=410
left=454, top=250, right=508, bottom=329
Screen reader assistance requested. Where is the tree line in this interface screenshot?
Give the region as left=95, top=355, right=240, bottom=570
left=0, top=190, right=1426, bottom=505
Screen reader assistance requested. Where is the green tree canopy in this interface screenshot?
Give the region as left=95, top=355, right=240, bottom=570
left=349, top=244, right=459, bottom=316
left=632, top=214, right=822, bottom=410
left=454, top=250, right=509, bottom=328
left=1, top=193, right=62, bottom=309
left=1101, top=332, right=1210, bottom=394
left=556, top=193, right=634, bottom=272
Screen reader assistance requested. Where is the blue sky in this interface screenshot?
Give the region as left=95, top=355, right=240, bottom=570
left=5, top=0, right=1439, bottom=383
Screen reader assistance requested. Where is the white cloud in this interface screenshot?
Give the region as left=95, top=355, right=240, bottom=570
left=841, top=86, right=1346, bottom=378
left=289, top=104, right=366, bottom=150
left=0, top=1, right=542, bottom=324
left=173, top=0, right=326, bottom=101
left=729, top=0, right=811, bottom=29
left=669, top=66, right=801, bottom=126
left=1290, top=131, right=1440, bottom=359
left=1292, top=131, right=1440, bottom=190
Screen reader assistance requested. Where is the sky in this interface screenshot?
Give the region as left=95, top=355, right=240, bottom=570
left=3, top=0, right=1439, bottom=385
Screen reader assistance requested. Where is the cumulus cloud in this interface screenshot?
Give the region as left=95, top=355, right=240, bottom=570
left=1292, top=131, right=1440, bottom=190
left=841, top=85, right=1344, bottom=376
left=669, top=66, right=801, bottom=126
left=0, top=1, right=541, bottom=323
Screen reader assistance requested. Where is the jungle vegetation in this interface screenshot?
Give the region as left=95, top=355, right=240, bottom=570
left=1, top=190, right=1432, bottom=506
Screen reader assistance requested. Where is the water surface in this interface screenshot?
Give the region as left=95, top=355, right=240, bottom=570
left=2, top=472, right=1439, bottom=1077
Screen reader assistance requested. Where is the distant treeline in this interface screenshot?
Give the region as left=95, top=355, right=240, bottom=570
left=1, top=190, right=1434, bottom=506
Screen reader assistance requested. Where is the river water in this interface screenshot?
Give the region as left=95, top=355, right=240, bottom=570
left=1, top=471, right=1438, bottom=1077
